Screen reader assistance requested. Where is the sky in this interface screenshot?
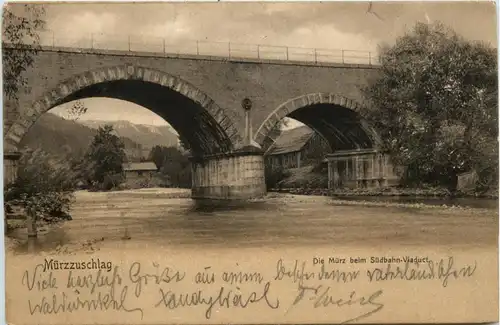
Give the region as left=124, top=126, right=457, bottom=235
left=8, top=1, right=498, bottom=127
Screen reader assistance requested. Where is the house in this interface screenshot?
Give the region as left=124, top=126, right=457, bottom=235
left=122, top=161, right=158, bottom=180
left=265, top=126, right=331, bottom=169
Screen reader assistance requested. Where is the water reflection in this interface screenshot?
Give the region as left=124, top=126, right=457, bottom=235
left=12, top=225, right=73, bottom=254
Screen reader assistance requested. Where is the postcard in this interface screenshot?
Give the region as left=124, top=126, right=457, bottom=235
left=3, top=1, right=499, bottom=324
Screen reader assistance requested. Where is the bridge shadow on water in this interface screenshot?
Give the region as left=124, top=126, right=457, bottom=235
left=188, top=198, right=272, bottom=213
left=169, top=199, right=285, bottom=246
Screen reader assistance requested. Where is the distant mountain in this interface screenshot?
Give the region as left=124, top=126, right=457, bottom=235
left=79, top=120, right=179, bottom=150
left=20, top=113, right=143, bottom=159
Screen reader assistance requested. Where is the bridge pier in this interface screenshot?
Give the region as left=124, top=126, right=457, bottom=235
left=190, top=147, right=266, bottom=200
left=326, top=149, right=399, bottom=189
left=3, top=151, right=21, bottom=186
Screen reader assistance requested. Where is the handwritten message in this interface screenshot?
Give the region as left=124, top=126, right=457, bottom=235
left=16, top=254, right=480, bottom=324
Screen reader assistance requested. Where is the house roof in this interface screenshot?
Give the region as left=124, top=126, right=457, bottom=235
left=267, top=126, right=314, bottom=156
left=123, top=162, right=158, bottom=171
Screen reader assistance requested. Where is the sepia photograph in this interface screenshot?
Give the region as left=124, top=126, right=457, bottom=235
left=2, top=1, right=499, bottom=324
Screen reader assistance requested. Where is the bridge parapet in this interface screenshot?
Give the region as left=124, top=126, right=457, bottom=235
left=16, top=29, right=380, bottom=66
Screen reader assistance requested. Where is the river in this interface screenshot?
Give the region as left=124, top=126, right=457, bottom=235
left=6, top=188, right=498, bottom=254
left=5, top=188, right=499, bottom=324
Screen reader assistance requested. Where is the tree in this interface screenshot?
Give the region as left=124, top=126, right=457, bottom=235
left=3, top=6, right=89, bottom=122
left=362, top=22, right=498, bottom=190
left=85, top=125, right=126, bottom=189
left=2, top=4, right=45, bottom=102
left=148, top=145, right=191, bottom=188
left=148, top=145, right=167, bottom=169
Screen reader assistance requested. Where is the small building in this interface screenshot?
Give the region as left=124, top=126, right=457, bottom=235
left=265, top=126, right=331, bottom=169
left=122, top=161, right=158, bottom=180
left=264, top=126, right=400, bottom=189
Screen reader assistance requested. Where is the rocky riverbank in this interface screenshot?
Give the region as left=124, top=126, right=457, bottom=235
left=270, top=186, right=499, bottom=199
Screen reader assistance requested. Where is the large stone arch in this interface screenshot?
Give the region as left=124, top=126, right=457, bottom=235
left=254, top=92, right=381, bottom=152
left=4, top=64, right=243, bottom=155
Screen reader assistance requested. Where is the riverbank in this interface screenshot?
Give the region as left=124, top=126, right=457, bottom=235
left=270, top=186, right=499, bottom=199
left=264, top=192, right=497, bottom=211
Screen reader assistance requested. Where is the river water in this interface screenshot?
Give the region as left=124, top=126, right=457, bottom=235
left=7, top=189, right=498, bottom=254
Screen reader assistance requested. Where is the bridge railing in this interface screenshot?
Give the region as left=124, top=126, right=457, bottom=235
left=27, top=29, right=380, bottom=66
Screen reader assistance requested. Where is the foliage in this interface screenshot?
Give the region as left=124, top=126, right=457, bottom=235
left=149, top=145, right=169, bottom=170
left=302, top=134, right=332, bottom=165
left=2, top=4, right=45, bottom=102
left=264, top=163, right=290, bottom=190
left=84, top=125, right=126, bottom=189
left=148, top=145, right=192, bottom=188
left=362, top=22, right=498, bottom=190
left=5, top=148, right=76, bottom=223
left=3, top=5, right=89, bottom=126
left=2, top=6, right=78, bottom=228
left=64, top=100, right=88, bottom=121
left=122, top=174, right=170, bottom=190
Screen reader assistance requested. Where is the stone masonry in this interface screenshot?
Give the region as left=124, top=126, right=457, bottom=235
left=3, top=46, right=383, bottom=198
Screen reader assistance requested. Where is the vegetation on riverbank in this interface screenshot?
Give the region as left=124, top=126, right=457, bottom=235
left=361, top=22, right=498, bottom=192
left=267, top=162, right=498, bottom=199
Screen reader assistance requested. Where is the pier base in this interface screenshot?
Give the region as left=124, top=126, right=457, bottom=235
left=190, top=148, right=266, bottom=200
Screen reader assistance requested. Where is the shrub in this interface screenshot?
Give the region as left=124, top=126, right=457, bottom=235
left=22, top=192, right=74, bottom=223
left=264, top=164, right=290, bottom=190
left=5, top=148, right=77, bottom=224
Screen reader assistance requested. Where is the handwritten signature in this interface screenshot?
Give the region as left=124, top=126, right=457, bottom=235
left=290, top=283, right=384, bottom=324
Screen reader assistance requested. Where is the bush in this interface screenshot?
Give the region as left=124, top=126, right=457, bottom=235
left=161, top=160, right=192, bottom=188
left=101, top=173, right=126, bottom=191
left=123, top=174, right=170, bottom=189
left=22, top=192, right=74, bottom=223
left=5, top=148, right=77, bottom=224
left=265, top=164, right=290, bottom=190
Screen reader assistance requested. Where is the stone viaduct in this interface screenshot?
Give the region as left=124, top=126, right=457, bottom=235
left=3, top=45, right=397, bottom=200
